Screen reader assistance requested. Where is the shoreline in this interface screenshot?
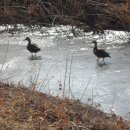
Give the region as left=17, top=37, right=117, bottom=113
left=0, top=82, right=130, bottom=130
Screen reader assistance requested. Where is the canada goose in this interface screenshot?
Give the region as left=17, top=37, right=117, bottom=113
left=24, top=37, right=41, bottom=57
left=93, top=41, right=111, bottom=61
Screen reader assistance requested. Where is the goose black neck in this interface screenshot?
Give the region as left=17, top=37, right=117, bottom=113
left=27, top=39, right=31, bottom=45
left=94, top=43, right=97, bottom=50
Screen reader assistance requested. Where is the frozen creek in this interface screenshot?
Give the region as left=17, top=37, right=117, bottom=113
left=0, top=28, right=130, bottom=119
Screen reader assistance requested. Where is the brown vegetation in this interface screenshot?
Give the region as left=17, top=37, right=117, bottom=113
left=0, top=0, right=129, bottom=33
left=0, top=82, right=130, bottom=130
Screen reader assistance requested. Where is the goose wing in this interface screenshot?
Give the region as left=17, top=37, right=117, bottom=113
left=97, top=49, right=110, bottom=57
left=31, top=43, right=40, bottom=50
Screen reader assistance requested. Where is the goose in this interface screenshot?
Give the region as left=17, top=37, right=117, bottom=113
left=93, top=41, right=111, bottom=61
left=24, top=37, right=41, bottom=57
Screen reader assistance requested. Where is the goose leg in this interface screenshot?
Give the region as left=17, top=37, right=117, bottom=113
left=97, top=57, right=99, bottom=61
left=31, top=53, right=33, bottom=57
left=35, top=53, right=36, bottom=57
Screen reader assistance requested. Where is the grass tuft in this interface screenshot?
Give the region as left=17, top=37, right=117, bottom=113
left=0, top=82, right=130, bottom=130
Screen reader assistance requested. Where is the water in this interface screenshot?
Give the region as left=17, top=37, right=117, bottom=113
left=0, top=29, right=130, bottom=118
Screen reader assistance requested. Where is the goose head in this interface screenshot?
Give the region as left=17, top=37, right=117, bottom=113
left=24, top=37, right=31, bottom=42
left=93, top=41, right=98, bottom=50
left=93, top=40, right=97, bottom=45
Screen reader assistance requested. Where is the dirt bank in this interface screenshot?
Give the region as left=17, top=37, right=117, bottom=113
left=0, top=82, right=130, bottom=130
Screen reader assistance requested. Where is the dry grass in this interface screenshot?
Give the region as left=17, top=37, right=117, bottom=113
left=0, top=82, right=130, bottom=130
left=0, top=0, right=129, bottom=32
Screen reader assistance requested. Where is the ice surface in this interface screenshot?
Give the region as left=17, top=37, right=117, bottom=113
left=0, top=25, right=130, bottom=118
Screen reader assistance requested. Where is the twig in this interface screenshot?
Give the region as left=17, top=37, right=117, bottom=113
left=63, top=54, right=68, bottom=97
left=71, top=122, right=80, bottom=130
left=68, top=52, right=74, bottom=98
left=80, top=76, right=92, bottom=101
left=0, top=40, right=9, bottom=73
left=38, top=65, right=54, bottom=91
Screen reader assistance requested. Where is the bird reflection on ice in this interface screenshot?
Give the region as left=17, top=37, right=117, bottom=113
left=28, top=56, right=42, bottom=61
left=97, top=60, right=110, bottom=66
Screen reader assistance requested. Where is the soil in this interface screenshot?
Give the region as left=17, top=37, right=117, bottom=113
left=0, top=82, right=130, bottom=130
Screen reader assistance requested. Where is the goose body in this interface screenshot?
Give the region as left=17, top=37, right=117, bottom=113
left=93, top=41, right=111, bottom=61
left=24, top=37, right=41, bottom=56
